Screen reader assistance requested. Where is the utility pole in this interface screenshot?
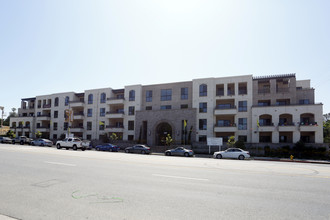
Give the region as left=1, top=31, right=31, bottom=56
left=0, top=106, right=4, bottom=128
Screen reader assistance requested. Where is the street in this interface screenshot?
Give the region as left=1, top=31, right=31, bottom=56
left=0, top=144, right=330, bottom=220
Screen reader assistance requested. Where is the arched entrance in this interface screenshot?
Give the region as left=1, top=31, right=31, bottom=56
left=155, top=122, right=172, bottom=146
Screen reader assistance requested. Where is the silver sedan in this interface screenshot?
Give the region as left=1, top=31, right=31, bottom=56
left=31, top=139, right=53, bottom=147
left=213, top=148, right=250, bottom=160
left=165, top=147, right=194, bottom=157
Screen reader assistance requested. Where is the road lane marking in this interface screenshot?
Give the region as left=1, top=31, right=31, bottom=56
left=152, top=174, right=209, bottom=181
left=44, top=161, right=76, bottom=166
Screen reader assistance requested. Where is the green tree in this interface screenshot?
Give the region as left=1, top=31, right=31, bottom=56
left=227, top=136, right=236, bottom=148
left=6, top=130, right=15, bottom=138
left=3, top=108, right=17, bottom=126
left=165, top=134, right=173, bottom=146
left=323, top=113, right=330, bottom=143
left=35, top=131, right=42, bottom=138
left=110, top=133, right=118, bottom=143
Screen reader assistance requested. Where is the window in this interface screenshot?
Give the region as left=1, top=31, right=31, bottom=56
left=128, top=135, right=134, bottom=141
left=65, top=96, right=69, bottom=106
left=199, top=135, right=207, bottom=142
left=199, top=119, right=207, bottom=130
left=146, top=106, right=152, bottom=110
left=87, top=122, right=92, bottom=130
left=217, top=120, right=231, bottom=127
left=100, top=108, right=105, bottom=117
left=161, top=89, right=172, bottom=101
left=129, top=90, right=135, bottom=101
left=181, top=104, right=188, bottom=109
left=238, top=101, right=247, bottom=112
left=54, top=97, right=59, bottom=107
left=53, top=134, right=57, bottom=139
left=161, top=105, right=171, bottom=110
left=238, top=135, right=247, bottom=142
left=199, top=84, right=207, bottom=96
left=181, top=88, right=188, bottom=100
left=199, top=102, right=207, bottom=113
left=100, top=93, right=106, bottom=103
left=238, top=118, right=247, bottom=130
left=87, top=109, right=93, bottom=117
left=54, top=111, right=58, bottom=118
left=87, top=135, right=91, bottom=140
left=128, top=121, right=134, bottom=130
left=146, top=90, right=152, bottom=102
left=258, top=100, right=270, bottom=106
left=53, top=122, right=58, bottom=131
left=88, top=94, right=93, bottom=104
left=99, top=121, right=105, bottom=130
left=128, top=106, right=135, bottom=115
left=64, top=122, right=68, bottom=130
left=299, top=99, right=310, bottom=105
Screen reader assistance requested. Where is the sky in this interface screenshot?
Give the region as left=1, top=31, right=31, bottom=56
left=1, top=0, right=329, bottom=118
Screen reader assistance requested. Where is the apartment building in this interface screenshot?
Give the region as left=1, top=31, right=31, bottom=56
left=10, top=73, right=323, bottom=146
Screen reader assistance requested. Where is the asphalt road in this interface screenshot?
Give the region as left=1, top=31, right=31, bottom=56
left=0, top=144, right=329, bottom=220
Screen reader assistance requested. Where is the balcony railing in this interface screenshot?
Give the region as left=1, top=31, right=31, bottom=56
left=215, top=123, right=236, bottom=127
left=215, top=105, right=236, bottom=110
left=106, top=125, right=124, bottom=128
left=299, top=122, right=318, bottom=126
left=258, top=88, right=271, bottom=94
left=278, top=122, right=295, bottom=126
left=107, top=97, right=125, bottom=101
left=106, top=111, right=125, bottom=114
left=43, top=104, right=51, bottom=108
left=259, top=123, right=274, bottom=126
left=276, top=88, right=289, bottom=93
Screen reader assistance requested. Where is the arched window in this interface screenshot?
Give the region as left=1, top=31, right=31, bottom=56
left=54, top=97, right=59, bottom=107
left=88, top=94, right=93, bottom=104
left=199, top=84, right=207, bottom=97
left=129, top=90, right=135, bottom=101
left=100, top=93, right=106, bottom=103
left=65, top=96, right=69, bottom=106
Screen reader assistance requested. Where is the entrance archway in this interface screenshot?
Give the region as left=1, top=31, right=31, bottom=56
left=155, top=122, right=172, bottom=146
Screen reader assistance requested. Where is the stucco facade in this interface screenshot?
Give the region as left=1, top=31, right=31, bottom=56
left=10, top=73, right=323, bottom=145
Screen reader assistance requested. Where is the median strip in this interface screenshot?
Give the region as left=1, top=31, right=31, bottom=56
left=152, top=174, right=209, bottom=181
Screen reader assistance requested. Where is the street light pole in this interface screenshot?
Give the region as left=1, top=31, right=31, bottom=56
left=0, top=106, right=4, bottom=128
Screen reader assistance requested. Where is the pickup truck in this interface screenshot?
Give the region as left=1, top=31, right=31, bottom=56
left=56, top=138, right=86, bottom=151
left=12, top=136, right=33, bottom=145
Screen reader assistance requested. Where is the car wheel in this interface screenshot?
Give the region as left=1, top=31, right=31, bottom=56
left=238, top=155, right=245, bottom=160
left=165, top=152, right=171, bottom=156
left=96, top=147, right=100, bottom=151
left=125, top=149, right=129, bottom=153
left=20, top=141, right=24, bottom=145
left=73, top=145, right=77, bottom=151
left=56, top=144, right=61, bottom=149
left=81, top=148, right=86, bottom=151
left=12, top=141, right=15, bottom=144
left=216, top=154, right=222, bottom=159
left=184, top=152, right=189, bottom=157
left=40, top=143, right=44, bottom=147
left=31, top=142, right=35, bottom=146
left=109, top=148, right=113, bottom=152
left=141, top=150, right=146, bottom=154
left=66, top=148, right=69, bottom=150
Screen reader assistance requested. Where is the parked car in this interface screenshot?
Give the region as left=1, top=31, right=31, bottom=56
left=81, top=140, right=92, bottom=150
left=95, top=143, right=120, bottom=152
left=165, top=147, right=194, bottom=157
left=31, top=138, right=53, bottom=147
left=0, top=137, right=13, bottom=144
left=56, top=138, right=86, bottom=151
left=12, top=136, right=32, bottom=145
left=213, top=148, right=250, bottom=160
left=125, top=145, right=150, bottom=154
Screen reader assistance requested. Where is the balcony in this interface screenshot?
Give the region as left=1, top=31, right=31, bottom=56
left=214, top=106, right=237, bottom=115
left=258, top=123, right=275, bottom=132
left=37, top=115, right=51, bottom=121
left=214, top=124, right=237, bottom=132
left=106, top=97, right=125, bottom=105
left=73, top=113, right=84, bottom=120
left=106, top=111, right=125, bottom=118
left=36, top=126, right=50, bottom=132
left=70, top=126, right=84, bottom=132
left=43, top=104, right=51, bottom=109
left=278, top=123, right=296, bottom=132
left=258, top=88, right=270, bottom=94
left=299, top=122, right=319, bottom=132
left=69, top=101, right=85, bottom=107
left=105, top=125, right=124, bottom=132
